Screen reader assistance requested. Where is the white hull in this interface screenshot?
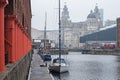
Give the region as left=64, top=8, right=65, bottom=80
left=49, top=64, right=68, bottom=73
left=60, top=65, right=68, bottom=73
left=49, top=58, right=69, bottom=73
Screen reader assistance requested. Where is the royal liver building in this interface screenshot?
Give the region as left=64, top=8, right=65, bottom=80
left=61, top=4, right=103, bottom=49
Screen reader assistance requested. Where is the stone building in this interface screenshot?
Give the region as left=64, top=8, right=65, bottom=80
left=61, top=4, right=103, bottom=48
left=31, top=28, right=59, bottom=47
left=105, top=19, right=116, bottom=27
left=86, top=10, right=99, bottom=32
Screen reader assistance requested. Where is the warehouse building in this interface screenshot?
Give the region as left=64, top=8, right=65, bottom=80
left=80, top=24, right=117, bottom=48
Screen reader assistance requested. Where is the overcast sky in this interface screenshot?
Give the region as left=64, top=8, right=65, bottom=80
left=31, top=0, right=120, bottom=30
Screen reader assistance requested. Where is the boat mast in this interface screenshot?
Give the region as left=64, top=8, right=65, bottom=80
left=44, top=12, right=47, bottom=53
left=58, top=0, right=61, bottom=60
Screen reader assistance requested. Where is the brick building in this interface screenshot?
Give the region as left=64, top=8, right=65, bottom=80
left=117, top=18, right=120, bottom=48
left=5, top=0, right=32, bottom=37
left=0, top=0, right=32, bottom=74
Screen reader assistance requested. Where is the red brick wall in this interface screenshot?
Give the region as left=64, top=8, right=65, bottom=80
left=117, top=18, right=120, bottom=48
left=5, top=0, right=32, bottom=38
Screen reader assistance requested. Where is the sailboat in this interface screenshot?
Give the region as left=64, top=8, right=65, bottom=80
left=48, top=0, right=69, bottom=73
left=41, top=12, right=51, bottom=61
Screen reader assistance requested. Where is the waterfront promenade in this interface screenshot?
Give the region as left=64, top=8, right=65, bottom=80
left=28, top=49, right=53, bottom=80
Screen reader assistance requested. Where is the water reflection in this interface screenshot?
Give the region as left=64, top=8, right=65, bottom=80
left=51, top=52, right=120, bottom=80
left=116, top=57, right=120, bottom=80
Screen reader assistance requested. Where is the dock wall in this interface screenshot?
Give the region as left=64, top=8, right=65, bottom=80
left=50, top=49, right=68, bottom=54
left=0, top=50, right=32, bottom=80
left=81, top=49, right=120, bottom=55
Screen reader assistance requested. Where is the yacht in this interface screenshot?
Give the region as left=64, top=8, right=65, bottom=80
left=48, top=0, right=68, bottom=73
left=49, top=58, right=68, bottom=73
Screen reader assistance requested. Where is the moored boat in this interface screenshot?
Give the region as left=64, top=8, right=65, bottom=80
left=41, top=53, right=51, bottom=61
left=41, top=12, right=52, bottom=61
left=48, top=0, right=69, bottom=73
left=49, top=58, right=68, bottom=73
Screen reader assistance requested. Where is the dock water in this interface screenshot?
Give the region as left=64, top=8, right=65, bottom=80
left=28, top=49, right=53, bottom=80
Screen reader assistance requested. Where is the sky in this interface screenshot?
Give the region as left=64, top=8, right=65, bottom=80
left=31, top=0, right=120, bottom=30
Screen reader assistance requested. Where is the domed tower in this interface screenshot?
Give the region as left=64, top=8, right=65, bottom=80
left=86, top=10, right=99, bottom=32
left=94, top=5, right=100, bottom=21
left=61, top=3, right=71, bottom=28
left=94, top=4, right=103, bottom=28
left=87, top=10, right=96, bottom=19
left=61, top=3, right=70, bottom=21
left=61, top=3, right=71, bottom=48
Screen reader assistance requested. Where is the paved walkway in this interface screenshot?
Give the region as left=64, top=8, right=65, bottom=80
left=29, top=49, right=53, bottom=80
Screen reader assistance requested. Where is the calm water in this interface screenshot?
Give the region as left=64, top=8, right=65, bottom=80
left=51, top=52, right=120, bottom=80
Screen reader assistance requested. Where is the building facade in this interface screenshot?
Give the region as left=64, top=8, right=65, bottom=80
left=5, top=0, right=32, bottom=37
left=80, top=24, right=117, bottom=49
left=31, top=28, right=59, bottom=48
left=105, top=19, right=116, bottom=27
left=0, top=0, right=32, bottom=73
left=61, top=4, right=103, bottom=48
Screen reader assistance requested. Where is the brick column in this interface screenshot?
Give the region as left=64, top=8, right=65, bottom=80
left=5, top=15, right=16, bottom=62
left=0, top=0, right=8, bottom=72
left=117, top=18, right=120, bottom=48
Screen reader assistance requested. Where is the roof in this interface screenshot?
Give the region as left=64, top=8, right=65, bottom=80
left=82, top=24, right=116, bottom=36
left=87, top=13, right=96, bottom=18
left=80, top=24, right=117, bottom=43
left=87, top=10, right=96, bottom=19
left=100, top=24, right=116, bottom=31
